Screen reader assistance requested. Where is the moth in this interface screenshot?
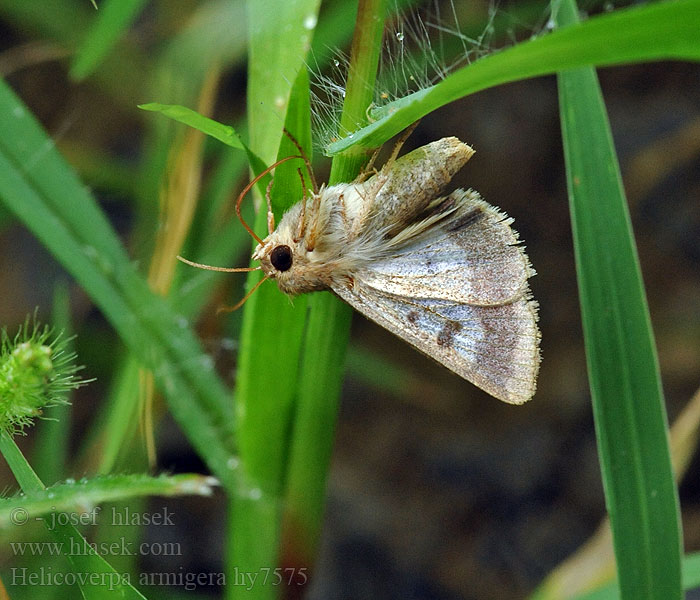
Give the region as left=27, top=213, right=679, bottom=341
left=181, top=133, right=540, bottom=404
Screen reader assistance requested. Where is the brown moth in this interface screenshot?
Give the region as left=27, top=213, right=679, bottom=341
left=182, top=135, right=540, bottom=404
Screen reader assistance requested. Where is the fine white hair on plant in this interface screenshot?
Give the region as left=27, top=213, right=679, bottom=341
left=309, top=49, right=351, bottom=152
left=309, top=0, right=504, bottom=151
left=310, top=0, right=592, bottom=151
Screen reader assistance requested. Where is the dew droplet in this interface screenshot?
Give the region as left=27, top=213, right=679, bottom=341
left=396, top=31, right=404, bottom=41
left=303, top=14, right=317, bottom=30
left=333, top=59, right=340, bottom=67
left=220, top=337, right=236, bottom=350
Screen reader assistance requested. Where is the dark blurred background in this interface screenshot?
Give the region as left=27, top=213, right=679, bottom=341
left=0, top=1, right=699, bottom=598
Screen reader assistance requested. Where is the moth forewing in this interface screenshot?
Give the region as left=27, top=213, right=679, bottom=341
left=358, top=190, right=534, bottom=307
left=253, top=136, right=540, bottom=403
left=330, top=190, right=540, bottom=404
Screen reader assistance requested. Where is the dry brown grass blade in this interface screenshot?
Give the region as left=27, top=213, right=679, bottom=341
left=142, top=66, right=221, bottom=466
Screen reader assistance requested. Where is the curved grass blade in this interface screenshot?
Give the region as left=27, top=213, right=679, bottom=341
left=139, top=102, right=269, bottom=186
left=327, top=0, right=700, bottom=154
left=0, top=473, right=217, bottom=528
left=556, top=0, right=682, bottom=598
left=139, top=103, right=246, bottom=150
left=0, top=432, right=147, bottom=599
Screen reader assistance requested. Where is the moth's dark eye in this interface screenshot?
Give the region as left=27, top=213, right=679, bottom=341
left=270, top=245, right=293, bottom=272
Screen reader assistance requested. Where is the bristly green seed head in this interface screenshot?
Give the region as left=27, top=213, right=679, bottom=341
left=0, top=318, right=89, bottom=435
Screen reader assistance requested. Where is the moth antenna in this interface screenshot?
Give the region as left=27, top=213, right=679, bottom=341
left=177, top=255, right=262, bottom=273
left=296, top=167, right=307, bottom=240
left=265, top=178, right=275, bottom=234
left=236, top=155, right=303, bottom=244
left=283, top=127, right=318, bottom=194
left=216, top=274, right=270, bottom=313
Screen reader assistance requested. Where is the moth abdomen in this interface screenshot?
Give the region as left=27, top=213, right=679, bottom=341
left=366, top=137, right=475, bottom=234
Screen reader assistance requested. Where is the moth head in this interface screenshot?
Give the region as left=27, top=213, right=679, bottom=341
left=252, top=203, right=330, bottom=296
left=177, top=129, right=321, bottom=310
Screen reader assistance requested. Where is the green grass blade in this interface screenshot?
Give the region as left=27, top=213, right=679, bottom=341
left=235, top=67, right=312, bottom=496
left=139, top=103, right=246, bottom=150
left=229, top=0, right=320, bottom=593
left=281, top=0, right=388, bottom=567
left=282, top=292, right=352, bottom=559
left=0, top=432, right=147, bottom=599
left=0, top=80, right=238, bottom=491
left=0, top=473, right=217, bottom=528
left=70, top=0, right=148, bottom=80
left=244, top=0, right=321, bottom=163
left=32, top=281, right=73, bottom=484
left=327, top=0, right=700, bottom=154
left=556, top=1, right=682, bottom=599
left=684, top=552, right=700, bottom=592
left=90, top=355, right=144, bottom=475
left=139, top=102, right=269, bottom=186
left=228, top=69, right=313, bottom=600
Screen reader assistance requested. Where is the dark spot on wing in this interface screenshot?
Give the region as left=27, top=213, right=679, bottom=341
left=406, top=196, right=456, bottom=228
left=437, top=320, right=462, bottom=347
left=425, top=196, right=456, bottom=218
left=407, top=311, right=419, bottom=324
left=445, top=206, right=484, bottom=232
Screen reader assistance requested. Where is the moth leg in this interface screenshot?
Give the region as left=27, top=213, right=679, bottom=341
left=384, top=120, right=420, bottom=169
left=296, top=168, right=307, bottom=240
left=265, top=178, right=275, bottom=234
left=353, top=147, right=381, bottom=184
left=283, top=127, right=318, bottom=193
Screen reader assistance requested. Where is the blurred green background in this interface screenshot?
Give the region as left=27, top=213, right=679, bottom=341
left=0, top=0, right=698, bottom=598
